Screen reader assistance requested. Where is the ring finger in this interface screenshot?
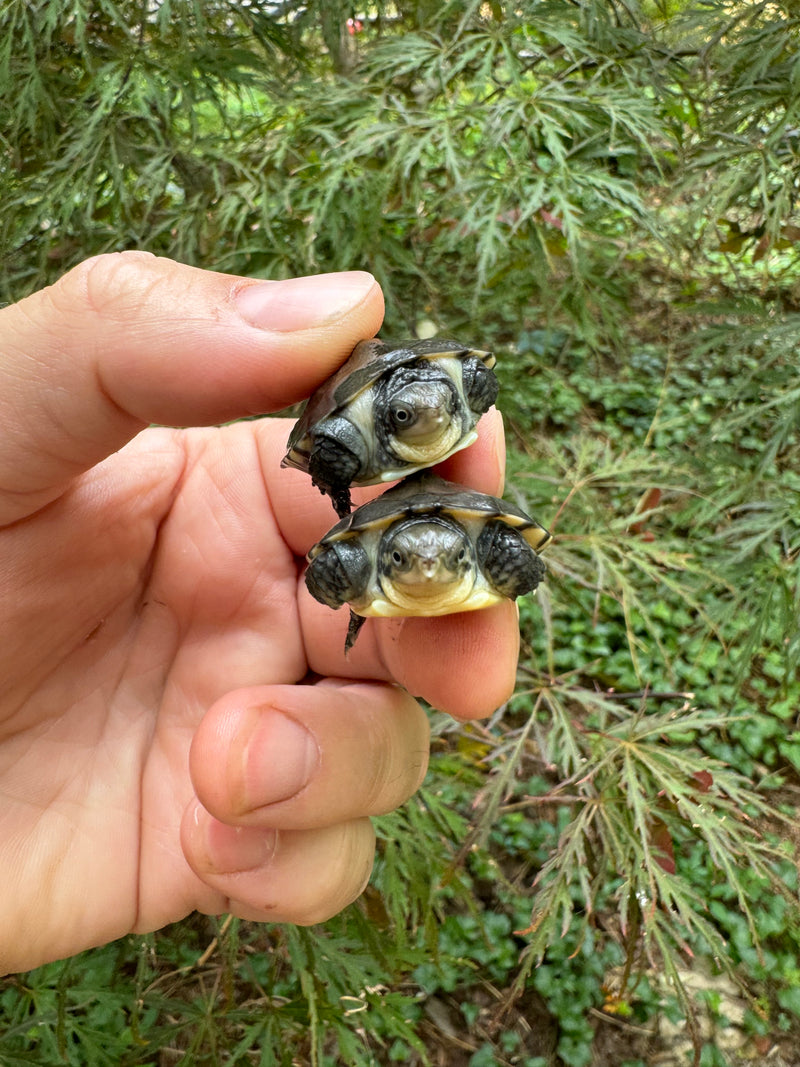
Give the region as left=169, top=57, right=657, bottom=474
left=180, top=681, right=430, bottom=923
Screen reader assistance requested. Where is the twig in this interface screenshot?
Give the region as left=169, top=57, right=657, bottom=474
left=180, top=914, right=234, bottom=972
left=589, top=1007, right=657, bottom=1035
left=600, top=689, right=695, bottom=702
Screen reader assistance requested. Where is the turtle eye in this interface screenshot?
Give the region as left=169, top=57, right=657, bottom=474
left=391, top=549, right=405, bottom=567
left=451, top=546, right=468, bottom=568
left=391, top=402, right=415, bottom=426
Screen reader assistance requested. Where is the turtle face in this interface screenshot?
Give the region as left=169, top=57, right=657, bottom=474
left=378, top=517, right=476, bottom=613
left=376, top=365, right=464, bottom=468
left=386, top=381, right=457, bottom=445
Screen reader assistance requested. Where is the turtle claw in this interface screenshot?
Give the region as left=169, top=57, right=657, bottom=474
left=310, top=474, right=352, bottom=518
left=330, top=485, right=353, bottom=518
left=344, top=610, right=366, bottom=653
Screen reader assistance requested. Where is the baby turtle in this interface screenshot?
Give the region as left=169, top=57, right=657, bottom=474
left=305, top=473, right=551, bottom=651
left=282, top=337, right=498, bottom=516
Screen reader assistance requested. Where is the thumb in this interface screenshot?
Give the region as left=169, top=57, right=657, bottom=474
left=0, top=252, right=383, bottom=524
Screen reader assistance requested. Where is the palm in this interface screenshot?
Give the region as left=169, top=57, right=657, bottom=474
left=1, top=419, right=314, bottom=960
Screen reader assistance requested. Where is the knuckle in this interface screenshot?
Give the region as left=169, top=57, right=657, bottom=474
left=64, top=251, right=162, bottom=320
left=289, top=820, right=375, bottom=925
left=358, top=691, right=429, bottom=814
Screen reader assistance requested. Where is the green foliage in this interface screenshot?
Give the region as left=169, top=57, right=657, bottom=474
left=2, top=0, right=800, bottom=1064
left=3, top=908, right=444, bottom=1066
left=6, top=0, right=799, bottom=335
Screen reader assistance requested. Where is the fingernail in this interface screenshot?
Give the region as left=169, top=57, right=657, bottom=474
left=235, top=272, right=377, bottom=332
left=237, top=709, right=319, bottom=813
left=202, top=815, right=277, bottom=873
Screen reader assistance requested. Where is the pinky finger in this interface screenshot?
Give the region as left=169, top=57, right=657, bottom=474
left=181, top=801, right=375, bottom=925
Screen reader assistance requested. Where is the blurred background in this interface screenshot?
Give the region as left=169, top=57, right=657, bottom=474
left=2, top=2, right=799, bottom=1064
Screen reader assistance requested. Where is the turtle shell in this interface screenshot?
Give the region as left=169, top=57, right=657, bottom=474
left=308, top=472, right=551, bottom=558
left=286, top=338, right=495, bottom=456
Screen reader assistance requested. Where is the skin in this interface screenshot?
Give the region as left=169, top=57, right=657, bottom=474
left=0, top=252, right=519, bottom=976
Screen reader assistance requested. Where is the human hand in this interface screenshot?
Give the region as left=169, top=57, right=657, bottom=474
left=0, top=253, right=518, bottom=975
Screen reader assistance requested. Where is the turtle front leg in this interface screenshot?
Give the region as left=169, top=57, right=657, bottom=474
left=305, top=541, right=371, bottom=609
left=476, top=520, right=546, bottom=599
left=305, top=541, right=371, bottom=653
left=461, top=356, right=499, bottom=417
left=308, top=418, right=367, bottom=517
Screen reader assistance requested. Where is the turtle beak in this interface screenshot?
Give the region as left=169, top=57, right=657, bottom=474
left=406, top=404, right=447, bottom=440
left=413, top=551, right=445, bottom=582
left=390, top=382, right=455, bottom=444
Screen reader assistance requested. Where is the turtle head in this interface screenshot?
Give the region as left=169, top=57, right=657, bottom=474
left=378, top=517, right=475, bottom=612
left=387, top=381, right=455, bottom=440
left=380, top=376, right=463, bottom=466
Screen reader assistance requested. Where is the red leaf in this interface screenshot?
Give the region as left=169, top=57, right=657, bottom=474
left=629, top=487, right=662, bottom=535
left=753, top=234, right=771, bottom=262
left=651, top=819, right=676, bottom=874
left=692, top=770, right=713, bottom=793
left=538, top=208, right=563, bottom=230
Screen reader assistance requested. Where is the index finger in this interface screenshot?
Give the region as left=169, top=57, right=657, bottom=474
left=298, top=593, right=520, bottom=719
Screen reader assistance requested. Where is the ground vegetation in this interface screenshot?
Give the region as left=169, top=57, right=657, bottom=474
left=2, top=2, right=799, bottom=1064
